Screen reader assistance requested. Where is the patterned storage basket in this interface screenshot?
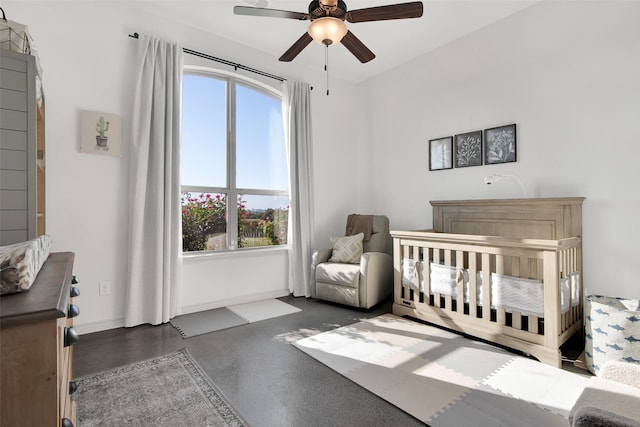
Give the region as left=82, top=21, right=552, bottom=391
left=585, top=295, right=640, bottom=375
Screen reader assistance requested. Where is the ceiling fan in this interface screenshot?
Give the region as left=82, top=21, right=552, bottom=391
left=233, top=0, right=424, bottom=63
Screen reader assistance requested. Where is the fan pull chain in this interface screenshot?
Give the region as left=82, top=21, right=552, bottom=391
left=325, top=44, right=329, bottom=96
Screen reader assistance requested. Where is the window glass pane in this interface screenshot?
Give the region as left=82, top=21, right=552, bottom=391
left=181, top=192, right=227, bottom=252
left=238, top=194, right=289, bottom=248
left=236, top=84, right=288, bottom=191
left=181, top=75, right=227, bottom=187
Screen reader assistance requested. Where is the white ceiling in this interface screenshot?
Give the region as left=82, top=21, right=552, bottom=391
left=148, top=0, right=538, bottom=83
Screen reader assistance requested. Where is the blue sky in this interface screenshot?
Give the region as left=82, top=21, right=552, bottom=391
left=181, top=74, right=289, bottom=210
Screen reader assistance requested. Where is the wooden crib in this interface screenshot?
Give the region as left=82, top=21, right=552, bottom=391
left=391, top=198, right=585, bottom=367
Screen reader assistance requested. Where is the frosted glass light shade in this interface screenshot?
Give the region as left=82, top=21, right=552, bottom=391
left=308, top=17, right=348, bottom=46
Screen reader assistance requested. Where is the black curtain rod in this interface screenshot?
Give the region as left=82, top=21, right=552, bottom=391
left=128, top=32, right=285, bottom=83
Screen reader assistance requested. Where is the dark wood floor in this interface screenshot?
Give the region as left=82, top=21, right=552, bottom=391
left=74, top=295, right=586, bottom=426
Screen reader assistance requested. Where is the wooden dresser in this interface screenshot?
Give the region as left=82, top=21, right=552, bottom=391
left=1, top=252, right=79, bottom=426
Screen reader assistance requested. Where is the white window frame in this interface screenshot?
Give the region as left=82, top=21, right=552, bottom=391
left=181, top=66, right=289, bottom=253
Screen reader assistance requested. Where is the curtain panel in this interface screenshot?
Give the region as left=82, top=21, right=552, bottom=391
left=124, top=35, right=184, bottom=326
left=283, top=81, right=315, bottom=297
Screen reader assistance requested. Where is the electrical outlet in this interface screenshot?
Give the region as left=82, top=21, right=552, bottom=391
left=99, top=281, right=111, bottom=296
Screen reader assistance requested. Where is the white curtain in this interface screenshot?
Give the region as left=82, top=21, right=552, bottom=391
left=124, top=35, right=184, bottom=326
left=283, top=80, right=315, bottom=297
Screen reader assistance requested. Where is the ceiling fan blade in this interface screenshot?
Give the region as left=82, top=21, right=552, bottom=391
left=346, top=1, right=423, bottom=23
left=279, top=33, right=313, bottom=62
left=341, top=30, right=376, bottom=63
left=233, top=5, right=309, bottom=21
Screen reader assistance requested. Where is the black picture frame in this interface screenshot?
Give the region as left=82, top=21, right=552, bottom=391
left=454, top=130, right=483, bottom=168
left=429, top=136, right=453, bottom=171
left=484, top=124, right=517, bottom=164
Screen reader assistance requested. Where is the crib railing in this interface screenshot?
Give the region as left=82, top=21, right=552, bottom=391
left=392, top=230, right=583, bottom=366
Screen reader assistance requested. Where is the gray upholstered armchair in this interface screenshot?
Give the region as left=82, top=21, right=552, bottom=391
left=311, top=215, right=393, bottom=309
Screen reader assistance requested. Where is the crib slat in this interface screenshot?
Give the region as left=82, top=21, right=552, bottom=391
left=394, top=238, right=403, bottom=302
left=423, top=248, right=430, bottom=298
left=520, top=256, right=529, bottom=279
left=497, top=308, right=506, bottom=326
left=496, top=255, right=505, bottom=274
left=456, top=250, right=464, bottom=314
left=433, top=248, right=441, bottom=265
left=468, top=253, right=478, bottom=318
left=412, top=246, right=421, bottom=298
left=528, top=315, right=539, bottom=334
left=513, top=312, right=522, bottom=330
left=402, top=245, right=410, bottom=300
left=482, top=253, right=491, bottom=321
left=512, top=256, right=520, bottom=277
left=444, top=294, right=452, bottom=311
left=537, top=260, right=544, bottom=281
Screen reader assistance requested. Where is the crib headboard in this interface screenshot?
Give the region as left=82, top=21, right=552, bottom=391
left=430, top=197, right=585, bottom=240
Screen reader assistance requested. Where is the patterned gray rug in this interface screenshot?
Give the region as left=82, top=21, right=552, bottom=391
left=75, top=348, right=248, bottom=426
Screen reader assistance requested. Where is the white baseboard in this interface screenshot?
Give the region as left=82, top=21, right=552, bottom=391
left=75, top=289, right=291, bottom=335
left=76, top=318, right=125, bottom=335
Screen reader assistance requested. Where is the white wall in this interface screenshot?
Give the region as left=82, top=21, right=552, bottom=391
left=6, top=1, right=361, bottom=333
left=9, top=1, right=636, bottom=334
left=362, top=1, right=640, bottom=299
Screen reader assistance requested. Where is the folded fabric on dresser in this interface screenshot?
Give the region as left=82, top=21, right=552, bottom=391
left=0, top=235, right=52, bottom=295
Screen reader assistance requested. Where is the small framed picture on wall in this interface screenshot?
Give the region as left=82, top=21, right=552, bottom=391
left=79, top=110, right=122, bottom=157
left=484, top=123, right=516, bottom=164
left=454, top=130, right=482, bottom=168
left=429, top=136, right=453, bottom=171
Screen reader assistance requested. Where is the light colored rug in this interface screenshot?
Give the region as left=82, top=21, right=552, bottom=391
left=171, top=298, right=301, bottom=338
left=294, top=313, right=590, bottom=427
left=75, top=348, right=248, bottom=427
left=228, top=298, right=301, bottom=323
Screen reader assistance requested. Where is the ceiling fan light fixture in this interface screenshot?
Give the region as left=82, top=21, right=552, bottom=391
left=308, top=17, right=347, bottom=46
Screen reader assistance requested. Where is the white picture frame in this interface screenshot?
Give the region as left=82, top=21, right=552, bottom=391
left=80, top=110, right=122, bottom=157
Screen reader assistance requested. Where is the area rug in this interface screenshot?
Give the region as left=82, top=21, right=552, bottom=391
left=171, top=298, right=301, bottom=338
left=75, top=348, right=248, bottom=427
left=293, top=313, right=590, bottom=427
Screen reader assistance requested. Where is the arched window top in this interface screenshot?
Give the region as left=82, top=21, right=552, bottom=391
left=184, top=65, right=282, bottom=101
left=180, top=67, right=289, bottom=253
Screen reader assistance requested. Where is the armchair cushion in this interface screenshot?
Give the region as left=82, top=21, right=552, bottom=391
left=316, top=263, right=361, bottom=288
left=328, top=233, right=364, bottom=264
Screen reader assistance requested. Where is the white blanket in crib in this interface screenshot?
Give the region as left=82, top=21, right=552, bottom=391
left=401, top=259, right=579, bottom=317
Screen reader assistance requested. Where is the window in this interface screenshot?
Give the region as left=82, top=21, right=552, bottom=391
left=180, top=70, right=289, bottom=253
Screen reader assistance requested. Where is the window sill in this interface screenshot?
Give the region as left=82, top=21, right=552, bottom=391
left=182, top=245, right=288, bottom=261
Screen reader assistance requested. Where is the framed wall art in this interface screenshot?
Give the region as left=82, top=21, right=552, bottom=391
left=80, top=110, right=122, bottom=157
left=484, top=123, right=516, bottom=164
left=429, top=136, right=453, bottom=171
left=454, top=130, right=482, bottom=168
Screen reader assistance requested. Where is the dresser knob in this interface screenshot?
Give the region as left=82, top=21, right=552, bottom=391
left=64, top=327, right=79, bottom=347
left=70, top=286, right=80, bottom=298
left=62, top=417, right=74, bottom=427
left=68, top=304, right=80, bottom=318
left=69, top=380, right=78, bottom=395
left=72, top=275, right=78, bottom=284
